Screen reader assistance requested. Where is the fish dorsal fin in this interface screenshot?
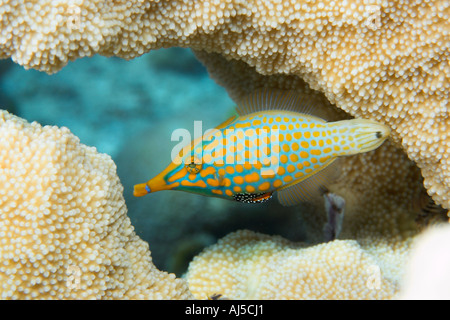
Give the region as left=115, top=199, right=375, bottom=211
left=215, top=115, right=238, bottom=130
left=236, top=88, right=330, bottom=121
left=276, top=159, right=340, bottom=207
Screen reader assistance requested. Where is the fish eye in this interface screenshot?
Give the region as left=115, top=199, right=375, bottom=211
left=185, top=155, right=202, bottom=174
left=375, top=131, right=382, bottom=139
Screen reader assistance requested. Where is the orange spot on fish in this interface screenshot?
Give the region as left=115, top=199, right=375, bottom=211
left=168, top=168, right=188, bottom=183
left=181, top=180, right=207, bottom=188
left=200, top=166, right=216, bottom=177
left=294, top=171, right=304, bottom=178
left=235, top=122, right=251, bottom=129
left=300, top=151, right=309, bottom=158
left=245, top=129, right=254, bottom=137
left=222, top=178, right=232, bottom=187
left=233, top=176, right=244, bottom=184
left=226, top=166, right=235, bottom=174
left=226, top=155, right=234, bottom=163
left=280, top=155, right=288, bottom=163
left=245, top=172, right=260, bottom=183
left=270, top=155, right=279, bottom=165
left=202, top=154, right=212, bottom=163
left=258, top=181, right=271, bottom=191
left=273, top=179, right=283, bottom=188
left=207, top=178, right=220, bottom=187
left=261, top=169, right=276, bottom=178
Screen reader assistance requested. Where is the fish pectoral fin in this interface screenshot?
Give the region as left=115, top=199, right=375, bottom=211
left=277, top=159, right=340, bottom=206
left=233, top=192, right=273, bottom=204
left=214, top=173, right=226, bottom=187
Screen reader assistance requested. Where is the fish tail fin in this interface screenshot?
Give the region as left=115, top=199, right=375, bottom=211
left=133, top=182, right=150, bottom=197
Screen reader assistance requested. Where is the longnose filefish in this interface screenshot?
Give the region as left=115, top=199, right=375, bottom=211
left=134, top=88, right=390, bottom=206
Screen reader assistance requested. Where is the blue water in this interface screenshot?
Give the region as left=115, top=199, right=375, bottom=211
left=0, top=48, right=306, bottom=275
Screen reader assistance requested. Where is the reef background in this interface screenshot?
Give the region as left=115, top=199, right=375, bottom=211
left=0, top=48, right=306, bottom=276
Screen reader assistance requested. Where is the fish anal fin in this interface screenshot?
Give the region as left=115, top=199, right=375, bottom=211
left=277, top=159, right=340, bottom=206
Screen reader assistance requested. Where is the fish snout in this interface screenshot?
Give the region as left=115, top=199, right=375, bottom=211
left=133, top=176, right=174, bottom=197
left=353, top=120, right=390, bottom=152
left=373, top=123, right=390, bottom=141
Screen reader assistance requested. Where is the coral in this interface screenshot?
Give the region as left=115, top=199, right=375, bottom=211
left=186, top=230, right=401, bottom=299
left=0, top=110, right=193, bottom=299
left=1, top=0, right=448, bottom=299
left=399, top=224, right=450, bottom=299
left=1, top=0, right=448, bottom=209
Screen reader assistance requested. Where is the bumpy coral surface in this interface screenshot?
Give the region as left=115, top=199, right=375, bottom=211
left=1, top=0, right=448, bottom=209
left=0, top=110, right=192, bottom=299
left=187, top=230, right=399, bottom=299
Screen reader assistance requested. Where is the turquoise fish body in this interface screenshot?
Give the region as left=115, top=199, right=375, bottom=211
left=134, top=89, right=390, bottom=206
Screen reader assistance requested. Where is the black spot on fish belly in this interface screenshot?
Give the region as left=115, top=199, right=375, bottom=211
left=233, top=192, right=273, bottom=204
